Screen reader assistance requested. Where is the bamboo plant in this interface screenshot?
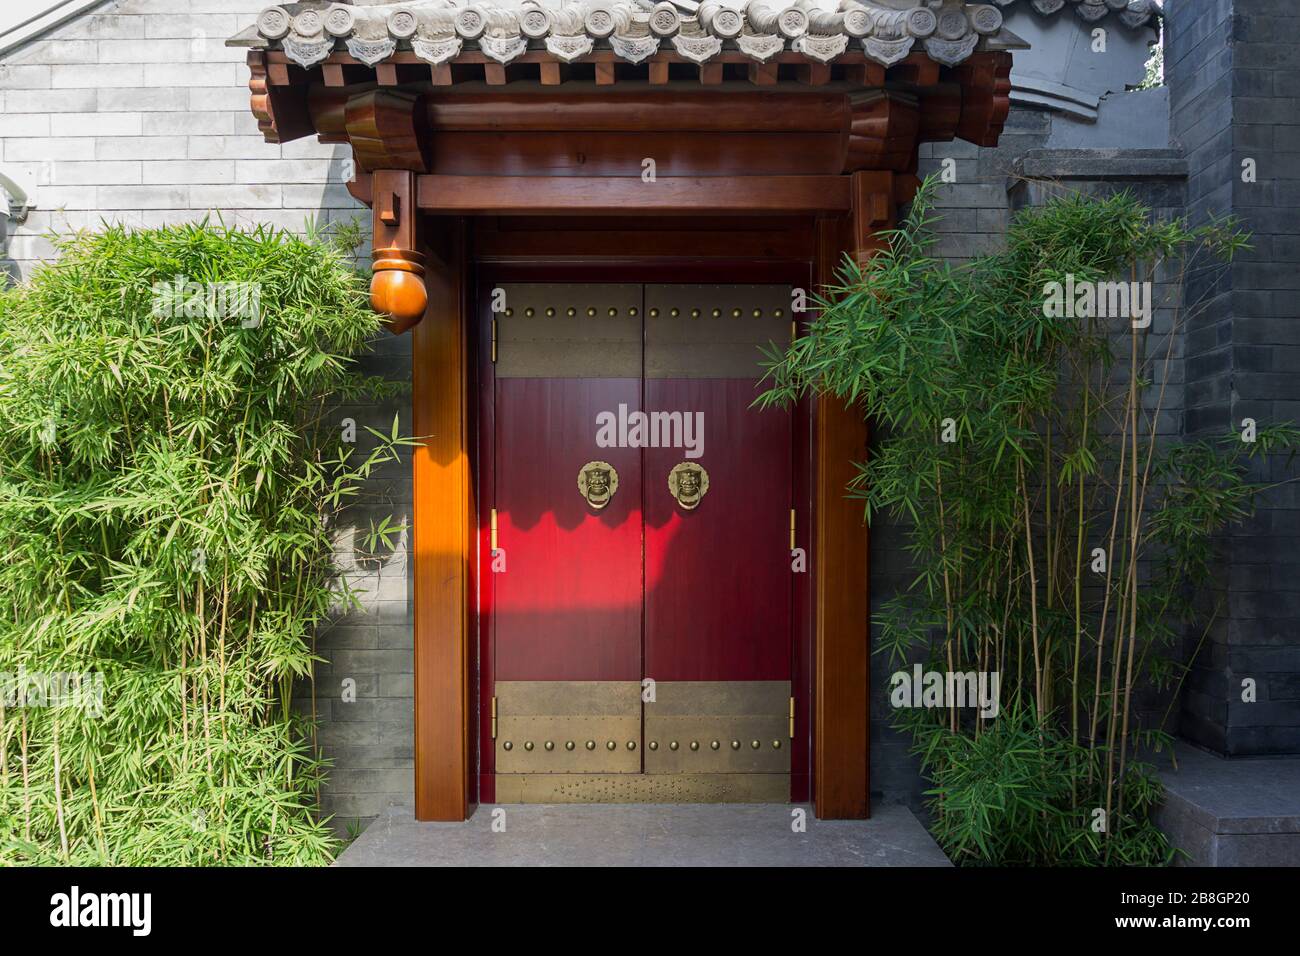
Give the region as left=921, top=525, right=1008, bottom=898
left=760, top=179, right=1297, bottom=865
left=0, top=221, right=408, bottom=865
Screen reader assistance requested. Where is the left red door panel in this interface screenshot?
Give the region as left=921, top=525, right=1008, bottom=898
left=492, top=284, right=645, bottom=682
left=495, top=378, right=643, bottom=680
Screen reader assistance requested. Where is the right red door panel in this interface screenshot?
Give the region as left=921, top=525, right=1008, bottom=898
left=643, top=377, right=792, bottom=680
left=643, top=285, right=794, bottom=682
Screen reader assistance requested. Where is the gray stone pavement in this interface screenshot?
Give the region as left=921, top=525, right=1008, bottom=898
left=335, top=802, right=951, bottom=867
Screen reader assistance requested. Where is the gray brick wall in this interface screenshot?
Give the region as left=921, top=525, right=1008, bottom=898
left=1169, top=0, right=1300, bottom=757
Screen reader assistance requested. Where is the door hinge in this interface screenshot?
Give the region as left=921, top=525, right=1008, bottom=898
left=789, top=696, right=795, bottom=739
left=490, top=508, right=498, bottom=551
left=491, top=696, right=498, bottom=740
left=789, top=507, right=796, bottom=551
left=790, top=319, right=797, bottom=344
left=491, top=317, right=498, bottom=363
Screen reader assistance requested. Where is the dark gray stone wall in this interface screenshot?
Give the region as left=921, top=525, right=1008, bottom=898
left=1170, top=0, right=1300, bottom=757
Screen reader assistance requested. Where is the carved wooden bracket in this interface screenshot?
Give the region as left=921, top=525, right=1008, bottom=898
left=343, top=88, right=429, bottom=173
left=370, top=169, right=427, bottom=333
left=843, top=91, right=921, bottom=174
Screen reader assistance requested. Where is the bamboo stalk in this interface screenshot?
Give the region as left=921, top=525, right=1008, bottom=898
left=52, top=713, right=69, bottom=858
left=1018, top=456, right=1044, bottom=721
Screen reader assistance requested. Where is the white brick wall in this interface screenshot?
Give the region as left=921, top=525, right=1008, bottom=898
left=0, top=0, right=368, bottom=281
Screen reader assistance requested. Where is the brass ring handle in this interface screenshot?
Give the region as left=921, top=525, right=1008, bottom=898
left=668, top=461, right=709, bottom=510
left=577, top=460, right=618, bottom=509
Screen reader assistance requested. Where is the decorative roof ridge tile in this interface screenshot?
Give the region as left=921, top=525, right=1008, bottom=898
left=242, top=1, right=1070, bottom=71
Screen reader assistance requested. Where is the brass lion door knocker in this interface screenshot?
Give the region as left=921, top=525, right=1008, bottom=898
left=668, top=461, right=709, bottom=510
left=577, top=461, right=619, bottom=509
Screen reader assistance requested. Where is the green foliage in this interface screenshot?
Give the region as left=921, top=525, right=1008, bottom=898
left=761, top=179, right=1293, bottom=865
left=0, top=221, right=407, bottom=865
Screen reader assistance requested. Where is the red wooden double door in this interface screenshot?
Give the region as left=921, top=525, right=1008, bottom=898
left=484, top=282, right=799, bottom=802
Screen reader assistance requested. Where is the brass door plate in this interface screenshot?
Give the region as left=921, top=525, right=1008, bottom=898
left=495, top=681, right=641, bottom=774
left=644, top=284, right=793, bottom=379
left=494, top=283, right=641, bottom=378
left=645, top=681, right=791, bottom=774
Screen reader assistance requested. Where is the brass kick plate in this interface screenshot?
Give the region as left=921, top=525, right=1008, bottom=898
left=645, top=681, right=791, bottom=775
left=495, top=681, right=641, bottom=775
left=492, top=680, right=793, bottom=801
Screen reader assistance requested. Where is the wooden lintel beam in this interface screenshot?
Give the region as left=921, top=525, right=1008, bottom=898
left=414, top=175, right=851, bottom=215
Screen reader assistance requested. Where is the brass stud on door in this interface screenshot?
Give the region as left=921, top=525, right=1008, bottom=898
left=648, top=741, right=659, bottom=751
left=565, top=740, right=575, bottom=751
left=669, top=741, right=679, bottom=751
left=586, top=740, right=596, bottom=750
left=606, top=740, right=616, bottom=751
left=627, top=741, right=636, bottom=751
left=731, top=740, right=740, bottom=750
left=544, top=740, right=554, bottom=751
left=710, top=740, right=720, bottom=750
left=502, top=741, right=513, bottom=751
left=690, top=740, right=699, bottom=751
left=751, top=740, right=761, bottom=749
left=772, top=740, right=782, bottom=749
left=524, top=741, right=534, bottom=751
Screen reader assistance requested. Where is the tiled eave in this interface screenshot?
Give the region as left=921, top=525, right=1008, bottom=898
left=227, top=1, right=1036, bottom=73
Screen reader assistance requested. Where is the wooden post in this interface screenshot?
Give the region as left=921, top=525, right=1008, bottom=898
left=412, top=219, right=475, bottom=821
left=812, top=171, right=895, bottom=819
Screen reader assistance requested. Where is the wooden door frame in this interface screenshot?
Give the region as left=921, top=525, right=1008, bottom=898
left=412, top=209, right=884, bottom=821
